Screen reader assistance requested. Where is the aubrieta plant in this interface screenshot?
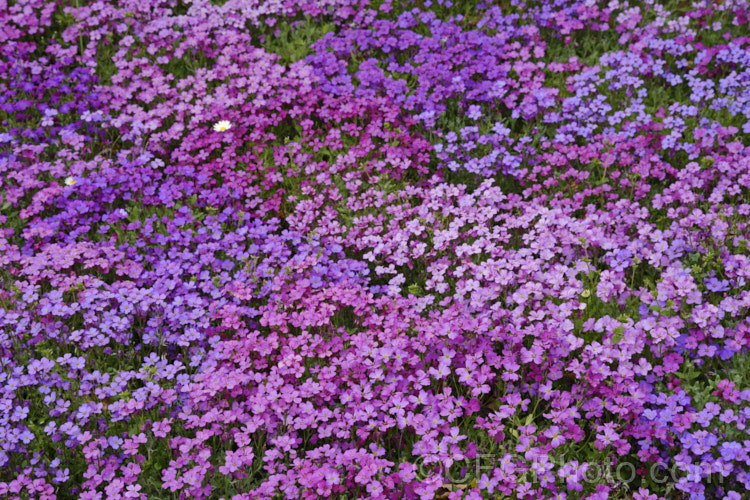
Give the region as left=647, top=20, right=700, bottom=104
left=1, top=0, right=750, bottom=499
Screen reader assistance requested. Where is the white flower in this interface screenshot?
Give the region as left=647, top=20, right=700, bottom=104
left=65, top=177, right=77, bottom=186
left=213, top=120, right=232, bottom=132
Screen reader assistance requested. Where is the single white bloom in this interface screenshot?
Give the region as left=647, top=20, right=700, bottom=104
left=65, top=177, right=77, bottom=186
left=213, top=120, right=232, bottom=132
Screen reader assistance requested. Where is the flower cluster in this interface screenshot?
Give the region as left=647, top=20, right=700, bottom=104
left=1, top=0, right=750, bottom=499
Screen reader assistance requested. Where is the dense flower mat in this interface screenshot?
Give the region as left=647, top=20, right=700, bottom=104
left=1, top=0, right=750, bottom=498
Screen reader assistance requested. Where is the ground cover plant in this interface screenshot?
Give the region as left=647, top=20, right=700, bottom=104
left=1, top=0, right=750, bottom=498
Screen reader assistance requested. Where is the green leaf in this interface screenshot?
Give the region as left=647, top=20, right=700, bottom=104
left=612, top=326, right=624, bottom=344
